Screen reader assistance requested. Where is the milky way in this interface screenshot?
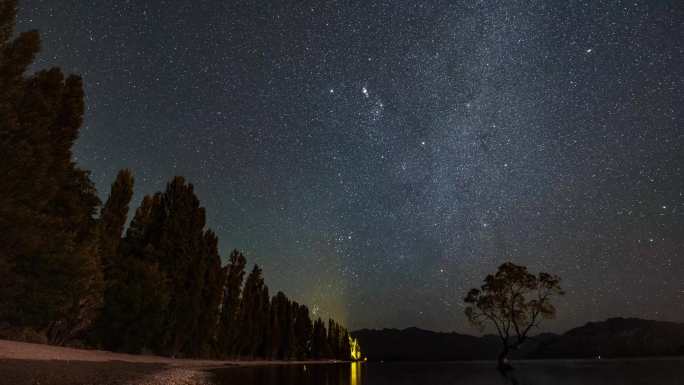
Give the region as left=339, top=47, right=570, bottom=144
left=19, top=1, right=683, bottom=332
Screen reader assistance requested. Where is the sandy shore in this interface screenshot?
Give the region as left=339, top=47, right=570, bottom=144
left=0, top=339, right=340, bottom=385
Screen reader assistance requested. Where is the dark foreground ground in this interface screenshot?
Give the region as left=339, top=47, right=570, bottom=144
left=0, top=339, right=224, bottom=384
left=0, top=339, right=338, bottom=385
left=0, top=358, right=215, bottom=385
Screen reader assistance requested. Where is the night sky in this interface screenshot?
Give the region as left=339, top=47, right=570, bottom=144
left=18, top=1, right=683, bottom=333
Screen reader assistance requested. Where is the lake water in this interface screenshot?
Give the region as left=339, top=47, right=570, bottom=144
left=212, top=359, right=684, bottom=385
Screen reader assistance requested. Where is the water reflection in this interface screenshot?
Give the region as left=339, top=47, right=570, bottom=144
left=211, top=359, right=684, bottom=385
left=350, top=361, right=361, bottom=385
left=212, top=362, right=357, bottom=385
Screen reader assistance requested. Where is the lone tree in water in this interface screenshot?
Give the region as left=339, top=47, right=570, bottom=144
left=464, top=262, right=563, bottom=371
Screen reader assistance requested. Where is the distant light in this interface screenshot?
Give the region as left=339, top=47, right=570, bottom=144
left=586, top=48, right=592, bottom=53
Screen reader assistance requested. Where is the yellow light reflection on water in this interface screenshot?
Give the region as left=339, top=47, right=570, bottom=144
left=350, top=361, right=362, bottom=385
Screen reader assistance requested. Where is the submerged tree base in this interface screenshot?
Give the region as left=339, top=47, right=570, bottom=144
left=497, top=356, right=514, bottom=372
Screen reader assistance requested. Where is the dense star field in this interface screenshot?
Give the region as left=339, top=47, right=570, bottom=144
left=17, top=1, right=682, bottom=332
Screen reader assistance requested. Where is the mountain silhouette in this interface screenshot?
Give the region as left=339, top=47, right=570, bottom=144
left=352, top=318, right=684, bottom=361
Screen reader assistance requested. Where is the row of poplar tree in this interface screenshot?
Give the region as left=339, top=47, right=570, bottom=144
left=96, top=175, right=354, bottom=359
left=0, top=0, right=355, bottom=360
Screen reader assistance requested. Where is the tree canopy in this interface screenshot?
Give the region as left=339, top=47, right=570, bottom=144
left=0, top=0, right=102, bottom=345
left=464, top=262, right=563, bottom=369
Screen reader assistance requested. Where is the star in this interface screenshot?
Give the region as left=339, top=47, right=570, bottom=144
left=361, top=86, right=369, bottom=98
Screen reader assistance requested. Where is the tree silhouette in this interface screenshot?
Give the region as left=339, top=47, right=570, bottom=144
left=0, top=0, right=102, bottom=345
left=464, top=262, right=564, bottom=370
left=268, top=292, right=290, bottom=359
left=340, top=329, right=352, bottom=361
left=217, top=249, right=247, bottom=358
left=238, top=264, right=269, bottom=358
left=311, top=317, right=330, bottom=359
left=328, top=319, right=340, bottom=358
left=188, top=230, right=225, bottom=357
left=95, top=169, right=134, bottom=347
left=99, top=194, right=169, bottom=353
left=139, top=177, right=219, bottom=357
left=293, top=303, right=313, bottom=359
left=98, top=178, right=225, bottom=356
left=98, top=169, right=134, bottom=274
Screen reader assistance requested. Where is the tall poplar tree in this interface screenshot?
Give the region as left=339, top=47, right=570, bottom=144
left=135, top=177, right=216, bottom=357
left=293, top=303, right=313, bottom=359
left=217, top=249, right=247, bottom=357
left=0, top=0, right=102, bottom=345
left=98, top=169, right=134, bottom=272
left=269, top=292, right=295, bottom=359
left=188, top=230, right=225, bottom=357
left=238, top=265, right=269, bottom=358
left=311, top=317, right=329, bottom=359
left=99, top=195, right=169, bottom=353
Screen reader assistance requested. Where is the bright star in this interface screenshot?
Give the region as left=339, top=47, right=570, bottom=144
left=362, top=86, right=369, bottom=98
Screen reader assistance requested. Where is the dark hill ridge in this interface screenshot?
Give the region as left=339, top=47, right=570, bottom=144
left=352, top=318, right=684, bottom=361
left=350, top=327, right=500, bottom=361
left=531, top=317, right=684, bottom=358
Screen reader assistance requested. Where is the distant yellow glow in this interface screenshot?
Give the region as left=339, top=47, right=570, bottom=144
left=349, top=336, right=362, bottom=360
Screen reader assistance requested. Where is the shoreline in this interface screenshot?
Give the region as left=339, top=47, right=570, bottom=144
left=0, top=339, right=346, bottom=385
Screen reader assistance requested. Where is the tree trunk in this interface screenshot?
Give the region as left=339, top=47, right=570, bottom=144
left=497, top=346, right=513, bottom=371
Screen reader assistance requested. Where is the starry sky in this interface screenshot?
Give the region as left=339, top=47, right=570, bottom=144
left=18, top=1, right=683, bottom=333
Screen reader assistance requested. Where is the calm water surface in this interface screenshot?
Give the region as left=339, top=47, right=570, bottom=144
left=212, top=359, right=684, bottom=385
